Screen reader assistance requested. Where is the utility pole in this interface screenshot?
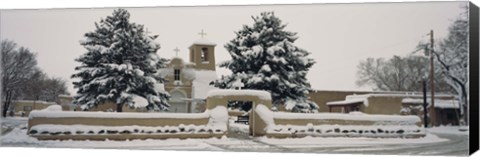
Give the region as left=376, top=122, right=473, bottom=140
left=423, top=79, right=428, bottom=128
left=429, top=30, right=436, bottom=126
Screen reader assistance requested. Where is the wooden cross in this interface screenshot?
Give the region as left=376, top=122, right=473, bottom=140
left=198, top=29, right=207, bottom=38
left=173, top=47, right=180, bottom=56
left=145, top=28, right=151, bottom=36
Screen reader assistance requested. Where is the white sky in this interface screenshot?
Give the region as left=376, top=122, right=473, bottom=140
left=0, top=1, right=466, bottom=95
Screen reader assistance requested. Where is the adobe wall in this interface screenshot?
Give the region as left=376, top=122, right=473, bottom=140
left=27, top=106, right=228, bottom=140
left=364, top=96, right=404, bottom=115
left=252, top=104, right=424, bottom=138
left=28, top=116, right=209, bottom=130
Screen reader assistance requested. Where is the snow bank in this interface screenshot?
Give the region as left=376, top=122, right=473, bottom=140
left=258, top=133, right=447, bottom=148
left=207, top=106, right=229, bottom=131
left=192, top=70, right=218, bottom=99
left=255, top=105, right=275, bottom=128
left=427, top=125, right=469, bottom=135
left=40, top=105, right=63, bottom=112
left=132, top=95, right=149, bottom=107
left=207, top=89, right=271, bottom=100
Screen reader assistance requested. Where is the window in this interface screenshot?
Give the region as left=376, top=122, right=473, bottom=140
left=23, top=106, right=32, bottom=111
left=446, top=110, right=457, bottom=121
left=174, top=69, right=181, bottom=81
left=201, top=48, right=208, bottom=62
left=351, top=105, right=360, bottom=112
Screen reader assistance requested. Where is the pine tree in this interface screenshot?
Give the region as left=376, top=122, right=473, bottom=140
left=212, top=12, right=317, bottom=113
left=72, top=9, right=170, bottom=112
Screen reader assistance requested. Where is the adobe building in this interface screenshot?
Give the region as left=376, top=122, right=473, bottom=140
left=324, top=93, right=460, bottom=125
left=161, top=37, right=218, bottom=113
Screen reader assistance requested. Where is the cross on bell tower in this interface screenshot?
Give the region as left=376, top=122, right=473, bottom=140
left=189, top=29, right=216, bottom=71
left=173, top=47, right=180, bottom=57
left=198, top=29, right=207, bottom=38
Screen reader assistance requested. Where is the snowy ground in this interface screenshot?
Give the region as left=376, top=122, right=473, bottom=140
left=0, top=117, right=469, bottom=156
left=426, top=125, right=469, bottom=135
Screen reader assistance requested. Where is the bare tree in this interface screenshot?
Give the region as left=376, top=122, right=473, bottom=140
left=417, top=12, right=469, bottom=123
left=1, top=40, right=38, bottom=117
left=41, top=77, right=69, bottom=102
left=356, top=55, right=451, bottom=92
left=18, top=69, right=47, bottom=100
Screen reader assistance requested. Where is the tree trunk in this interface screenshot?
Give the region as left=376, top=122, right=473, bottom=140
left=2, top=91, right=12, bottom=117
left=1, top=102, right=8, bottom=117
left=116, top=103, right=123, bottom=112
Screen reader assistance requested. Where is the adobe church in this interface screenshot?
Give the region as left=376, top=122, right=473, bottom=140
left=160, top=34, right=218, bottom=113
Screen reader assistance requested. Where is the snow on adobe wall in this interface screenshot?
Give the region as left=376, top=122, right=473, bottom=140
left=29, top=122, right=227, bottom=136
left=254, top=104, right=424, bottom=137
left=40, top=105, right=63, bottom=112
left=207, top=106, right=228, bottom=131
left=15, top=100, right=58, bottom=106
left=29, top=108, right=211, bottom=119
left=256, top=103, right=420, bottom=125
left=28, top=106, right=229, bottom=138
left=207, top=89, right=272, bottom=100
left=272, top=111, right=420, bottom=125
left=193, top=70, right=218, bottom=99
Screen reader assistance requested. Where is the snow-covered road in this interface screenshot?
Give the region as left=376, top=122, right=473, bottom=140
left=0, top=118, right=469, bottom=156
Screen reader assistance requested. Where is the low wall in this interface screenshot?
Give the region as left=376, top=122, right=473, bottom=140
left=253, top=104, right=425, bottom=138
left=28, top=105, right=228, bottom=140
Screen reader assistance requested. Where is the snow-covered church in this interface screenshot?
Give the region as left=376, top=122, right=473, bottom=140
left=159, top=37, right=218, bottom=113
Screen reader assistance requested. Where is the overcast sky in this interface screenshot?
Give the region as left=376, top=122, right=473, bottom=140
left=0, top=1, right=466, bottom=95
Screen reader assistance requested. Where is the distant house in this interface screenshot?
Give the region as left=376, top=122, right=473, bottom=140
left=9, top=94, right=77, bottom=117
left=401, top=98, right=460, bottom=125
left=325, top=93, right=460, bottom=125
left=11, top=100, right=58, bottom=117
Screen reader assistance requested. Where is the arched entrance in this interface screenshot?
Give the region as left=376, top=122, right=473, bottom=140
left=169, top=90, right=188, bottom=113
left=206, top=89, right=273, bottom=136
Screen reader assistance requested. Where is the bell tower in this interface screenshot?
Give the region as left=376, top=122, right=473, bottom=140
left=189, top=29, right=216, bottom=71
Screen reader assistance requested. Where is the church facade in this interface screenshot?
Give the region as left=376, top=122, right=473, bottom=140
left=161, top=38, right=218, bottom=113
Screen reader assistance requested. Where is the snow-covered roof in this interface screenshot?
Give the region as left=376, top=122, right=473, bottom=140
left=326, top=99, right=365, bottom=106
left=192, top=70, right=218, bottom=99
left=14, top=100, right=58, bottom=106
left=207, top=89, right=272, bottom=100
left=190, top=38, right=216, bottom=47
left=402, top=98, right=460, bottom=109
left=326, top=94, right=370, bottom=106
left=30, top=108, right=210, bottom=119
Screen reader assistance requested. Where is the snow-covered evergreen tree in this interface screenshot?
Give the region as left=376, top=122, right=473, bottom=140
left=72, top=9, right=170, bottom=112
left=212, top=12, right=317, bottom=113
